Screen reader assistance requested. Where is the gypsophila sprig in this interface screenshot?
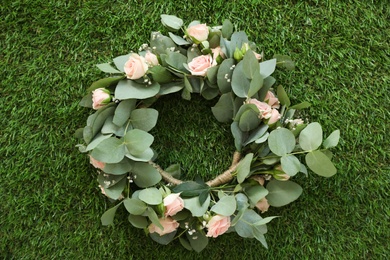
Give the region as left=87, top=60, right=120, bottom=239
left=75, top=14, right=340, bottom=252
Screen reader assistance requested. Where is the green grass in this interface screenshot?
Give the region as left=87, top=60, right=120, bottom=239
left=1, top=0, right=389, bottom=259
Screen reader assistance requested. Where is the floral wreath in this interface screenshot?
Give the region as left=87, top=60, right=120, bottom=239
left=75, top=15, right=340, bottom=252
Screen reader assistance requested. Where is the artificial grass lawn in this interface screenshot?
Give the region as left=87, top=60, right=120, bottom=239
left=1, top=0, right=389, bottom=259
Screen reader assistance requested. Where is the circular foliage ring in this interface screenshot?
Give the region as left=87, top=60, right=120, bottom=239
left=75, top=15, right=340, bottom=252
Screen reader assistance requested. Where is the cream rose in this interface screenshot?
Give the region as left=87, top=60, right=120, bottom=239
left=144, top=51, right=159, bottom=67
left=163, top=193, right=184, bottom=216
left=124, top=53, right=149, bottom=80
left=255, top=198, right=270, bottom=213
left=91, top=88, right=111, bottom=110
left=188, top=54, right=213, bottom=76
left=206, top=215, right=230, bottom=238
left=186, top=23, right=209, bottom=43
left=211, top=46, right=225, bottom=66
left=264, top=91, right=280, bottom=109
left=148, top=217, right=179, bottom=236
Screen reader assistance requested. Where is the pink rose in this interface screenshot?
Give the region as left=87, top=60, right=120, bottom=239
left=148, top=217, right=179, bottom=236
left=124, top=53, right=149, bottom=80
left=248, top=99, right=272, bottom=119
left=264, top=91, right=280, bottom=109
left=254, top=51, right=262, bottom=60
left=163, top=193, right=184, bottom=216
left=211, top=46, right=225, bottom=66
left=255, top=198, right=270, bottom=213
left=267, top=109, right=281, bottom=125
left=206, top=215, right=230, bottom=238
left=144, top=51, right=159, bottom=67
left=188, top=55, right=213, bottom=76
left=186, top=23, right=209, bottom=43
left=91, top=88, right=111, bottom=110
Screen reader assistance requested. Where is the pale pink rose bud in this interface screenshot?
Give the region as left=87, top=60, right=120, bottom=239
left=254, top=51, right=262, bottom=60
left=163, top=193, right=184, bottom=216
left=91, top=88, right=111, bottom=110
left=124, top=53, right=149, bottom=80
left=264, top=91, right=280, bottom=109
left=274, top=165, right=290, bottom=181
left=148, top=217, right=179, bottom=236
left=206, top=215, right=231, bottom=238
left=247, top=99, right=272, bottom=119
left=251, top=175, right=265, bottom=186
left=144, top=51, right=159, bottom=67
left=89, top=155, right=106, bottom=169
left=188, top=54, right=213, bottom=76
left=211, top=47, right=225, bottom=66
left=255, top=198, right=270, bottom=213
left=186, top=23, right=209, bottom=43
left=267, top=108, right=281, bottom=125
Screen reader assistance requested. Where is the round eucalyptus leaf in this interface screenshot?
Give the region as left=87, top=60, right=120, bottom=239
left=299, top=122, right=323, bottom=151
left=210, top=195, right=236, bottom=216
left=281, top=155, right=301, bottom=176
left=266, top=180, right=303, bottom=207
left=138, top=188, right=162, bottom=205
left=268, top=128, right=296, bottom=156
left=305, top=150, right=337, bottom=177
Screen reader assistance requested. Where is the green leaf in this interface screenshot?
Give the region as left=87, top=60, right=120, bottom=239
left=172, top=181, right=210, bottom=197
left=161, top=14, right=183, bottom=31
left=253, top=216, right=279, bottom=226
left=79, top=93, right=93, bottom=108
left=130, top=108, right=159, bottom=132
left=231, top=122, right=245, bottom=151
left=128, top=214, right=148, bottom=229
left=150, top=230, right=177, bottom=245
left=210, top=196, right=236, bottom=216
left=299, top=122, right=323, bottom=151
left=88, top=105, right=116, bottom=141
left=112, top=99, right=136, bottom=127
left=87, top=76, right=124, bottom=92
left=158, top=82, right=184, bottom=95
left=125, top=147, right=155, bottom=162
left=124, top=198, right=147, bottom=215
left=96, top=63, right=122, bottom=74
left=323, top=129, right=340, bottom=148
left=124, top=129, right=154, bottom=156
left=259, top=59, right=277, bottom=78
left=242, top=51, right=260, bottom=79
left=150, top=32, right=177, bottom=55
left=97, top=173, right=126, bottom=189
left=113, top=54, right=131, bottom=72
left=201, top=86, right=219, bottom=100
left=101, top=203, right=122, bottom=226
left=217, top=58, right=235, bottom=93
left=222, top=19, right=233, bottom=39
left=139, top=188, right=162, bottom=205
left=102, top=177, right=127, bottom=200
left=231, top=61, right=251, bottom=98
left=237, top=153, right=254, bottom=184
left=183, top=195, right=210, bottom=217
left=273, top=54, right=295, bottom=70
left=103, top=158, right=133, bottom=175
left=268, top=128, right=296, bottom=156
left=165, top=51, right=188, bottom=73
left=86, top=133, right=112, bottom=151
left=281, top=155, right=301, bottom=176
left=211, top=92, right=234, bottom=123
left=146, top=207, right=163, bottom=229
left=179, top=236, right=193, bottom=251
left=238, top=109, right=261, bottom=132
left=132, top=162, right=162, bottom=188
left=245, top=185, right=269, bottom=206
left=243, top=124, right=269, bottom=146
left=248, top=71, right=263, bottom=98
left=186, top=231, right=208, bottom=253
left=305, top=150, right=337, bottom=177
left=255, top=132, right=269, bottom=144
left=206, top=65, right=219, bottom=85
left=258, top=76, right=275, bottom=101
left=276, top=85, right=290, bottom=107
left=235, top=209, right=265, bottom=238
left=235, top=193, right=250, bottom=211
left=168, top=32, right=190, bottom=45
left=148, top=66, right=173, bottom=84
left=266, top=180, right=303, bottom=207
left=165, top=164, right=181, bottom=179
left=91, top=137, right=126, bottom=163
left=290, top=101, right=311, bottom=110
left=115, top=80, right=160, bottom=100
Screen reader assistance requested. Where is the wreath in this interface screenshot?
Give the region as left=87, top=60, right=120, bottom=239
left=75, top=15, right=340, bottom=252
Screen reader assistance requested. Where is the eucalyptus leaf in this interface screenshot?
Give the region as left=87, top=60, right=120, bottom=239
left=217, top=58, right=235, bottom=93
left=299, top=122, right=323, bottom=151
left=243, top=124, right=269, bottom=146
left=165, top=164, right=181, bottom=179
left=124, top=198, right=147, bottom=215
left=161, top=14, right=183, bottom=31
left=91, top=137, right=126, bottom=163
left=237, top=153, right=254, bottom=184
left=79, top=93, right=93, bottom=108
left=242, top=50, right=260, bottom=79
left=231, top=61, right=251, bottom=98
left=290, top=101, right=311, bottom=110
left=273, top=54, right=295, bottom=70
left=281, top=154, right=301, bottom=176
left=222, top=19, right=233, bottom=39
left=139, top=188, right=163, bottom=205
left=235, top=209, right=265, bottom=238
left=113, top=54, right=131, bottom=72
left=245, top=185, right=269, bottom=206
left=179, top=236, right=193, bottom=251
left=268, top=128, right=296, bottom=156
left=103, top=158, right=133, bottom=175
left=266, top=180, right=303, bottom=207
left=128, top=214, right=148, bottom=229
left=96, top=63, right=122, bottom=74
left=158, top=82, right=184, bottom=95
left=86, top=133, right=113, bottom=151
left=258, top=76, right=275, bottom=101
left=276, top=85, right=290, bottom=107
left=231, top=122, right=245, bottom=151
left=126, top=147, right=155, bottom=162
left=115, top=80, right=160, bottom=100
left=186, top=231, right=208, bottom=253
left=130, top=108, right=159, bottom=132
left=124, top=129, right=154, bottom=156
left=239, top=109, right=261, bottom=132
left=211, top=92, right=234, bottom=123
left=132, top=162, right=162, bottom=188
left=87, top=76, right=124, bottom=92
left=210, top=195, right=236, bottom=216
left=183, top=195, right=210, bottom=217
left=165, top=51, right=188, bottom=73
left=305, top=150, right=337, bottom=177
left=148, top=65, right=173, bottom=84
left=168, top=32, right=190, bottom=45
left=102, top=177, right=127, bottom=200
left=323, top=129, right=340, bottom=149
left=248, top=71, right=264, bottom=98
left=101, top=203, right=122, bottom=226
left=259, top=59, right=277, bottom=78
left=146, top=207, right=163, bottom=229
left=150, top=230, right=177, bottom=245
left=97, top=173, right=127, bottom=189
